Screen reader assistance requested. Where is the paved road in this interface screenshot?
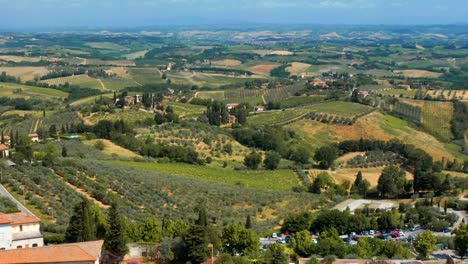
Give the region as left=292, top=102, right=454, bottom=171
left=0, top=183, right=36, bottom=217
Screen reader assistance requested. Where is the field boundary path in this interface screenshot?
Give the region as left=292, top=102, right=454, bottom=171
left=0, top=184, right=36, bottom=217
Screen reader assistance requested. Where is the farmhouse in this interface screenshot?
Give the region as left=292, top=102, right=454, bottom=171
left=310, top=79, right=328, bottom=88
left=28, top=133, right=39, bottom=143
left=0, top=144, right=9, bottom=158
left=0, top=212, right=44, bottom=250
left=254, top=106, right=265, bottom=112
left=0, top=240, right=103, bottom=264
left=226, top=103, right=240, bottom=110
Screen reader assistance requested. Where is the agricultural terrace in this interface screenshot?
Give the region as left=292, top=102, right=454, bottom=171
left=400, top=99, right=454, bottom=142
left=379, top=89, right=417, bottom=97
left=82, top=109, right=154, bottom=125
left=289, top=112, right=458, bottom=160
left=248, top=102, right=372, bottom=126
left=41, top=74, right=105, bottom=90
left=0, top=82, right=68, bottom=99
left=426, top=89, right=468, bottom=100
left=137, top=123, right=251, bottom=161
left=83, top=139, right=141, bottom=158
left=107, top=160, right=299, bottom=191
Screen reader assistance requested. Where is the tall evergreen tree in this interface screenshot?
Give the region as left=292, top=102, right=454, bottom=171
left=245, top=215, right=252, bottom=229
left=65, top=198, right=96, bottom=242
left=104, top=201, right=128, bottom=261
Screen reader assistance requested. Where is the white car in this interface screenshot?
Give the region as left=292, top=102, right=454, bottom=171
left=271, top=233, right=277, bottom=238
left=369, top=230, right=375, bottom=236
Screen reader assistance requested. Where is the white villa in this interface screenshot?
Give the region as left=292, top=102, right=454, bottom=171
left=0, top=212, right=44, bottom=250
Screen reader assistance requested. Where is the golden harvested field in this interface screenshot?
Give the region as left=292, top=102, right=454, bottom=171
left=336, top=152, right=366, bottom=163
left=269, top=50, right=294, bottom=55
left=443, top=170, right=468, bottom=178
left=211, top=59, right=242, bottom=67
left=105, top=67, right=131, bottom=78
left=0, top=82, right=68, bottom=99
left=308, top=167, right=413, bottom=188
left=83, top=139, right=140, bottom=158
left=286, top=62, right=312, bottom=75
left=0, top=56, right=42, bottom=63
left=0, top=66, right=49, bottom=81
left=394, top=70, right=443, bottom=78
left=289, top=112, right=456, bottom=161
left=248, top=64, right=280, bottom=74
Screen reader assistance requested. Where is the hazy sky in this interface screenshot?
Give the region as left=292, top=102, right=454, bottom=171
left=0, top=0, right=467, bottom=29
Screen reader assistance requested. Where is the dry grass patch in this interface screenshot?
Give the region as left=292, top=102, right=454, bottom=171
left=394, top=70, right=442, bottom=78
left=0, top=66, right=49, bottom=81
left=248, top=64, right=280, bottom=74
left=286, top=62, right=312, bottom=75
left=270, top=50, right=294, bottom=55
left=83, top=139, right=140, bottom=158
left=211, top=59, right=242, bottom=67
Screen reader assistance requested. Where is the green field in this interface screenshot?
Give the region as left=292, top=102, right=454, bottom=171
left=101, top=78, right=141, bottom=91
left=0, top=82, right=68, bottom=98
left=107, top=160, right=299, bottom=191
left=195, top=91, right=225, bottom=101
left=41, top=74, right=104, bottom=90
left=168, top=102, right=206, bottom=118
left=248, top=109, right=308, bottom=126
left=128, top=68, right=164, bottom=85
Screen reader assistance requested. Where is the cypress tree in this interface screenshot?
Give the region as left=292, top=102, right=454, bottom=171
left=65, top=198, right=96, bottom=243
left=104, top=201, right=128, bottom=260
left=245, top=215, right=252, bottom=229
left=9, top=130, right=14, bottom=148
left=62, top=146, right=68, bottom=157
left=1, top=130, right=4, bottom=144
left=196, top=206, right=208, bottom=227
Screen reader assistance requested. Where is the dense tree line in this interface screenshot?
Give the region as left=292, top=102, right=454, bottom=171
left=270, top=64, right=290, bottom=78
left=232, top=126, right=309, bottom=164
left=190, top=67, right=253, bottom=76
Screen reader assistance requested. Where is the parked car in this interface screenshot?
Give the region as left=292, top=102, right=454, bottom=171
left=271, top=233, right=277, bottom=238
left=369, top=230, right=375, bottom=236
left=410, top=224, right=420, bottom=231
left=443, top=227, right=452, bottom=233
left=277, top=239, right=287, bottom=244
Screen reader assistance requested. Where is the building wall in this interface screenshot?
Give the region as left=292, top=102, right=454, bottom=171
left=11, top=237, right=43, bottom=249
left=12, top=222, right=40, bottom=233
left=0, top=224, right=12, bottom=249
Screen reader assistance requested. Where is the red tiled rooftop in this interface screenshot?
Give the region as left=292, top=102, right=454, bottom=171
left=0, top=240, right=104, bottom=264
left=0, top=212, right=40, bottom=225
left=0, top=144, right=9, bottom=151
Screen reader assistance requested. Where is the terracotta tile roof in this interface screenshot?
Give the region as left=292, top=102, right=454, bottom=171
left=0, top=144, right=9, bottom=151
left=0, top=212, right=40, bottom=225
left=28, top=133, right=39, bottom=137
left=0, top=215, right=10, bottom=225
left=0, top=240, right=104, bottom=264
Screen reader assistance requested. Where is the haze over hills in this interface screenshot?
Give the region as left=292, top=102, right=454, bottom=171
left=0, top=1, right=467, bottom=263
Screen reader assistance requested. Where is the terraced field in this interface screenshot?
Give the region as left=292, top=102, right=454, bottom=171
left=107, top=160, right=299, bottom=191
left=248, top=102, right=372, bottom=126
left=289, top=111, right=458, bottom=160
left=83, top=109, right=154, bottom=125
left=167, top=102, right=206, bottom=118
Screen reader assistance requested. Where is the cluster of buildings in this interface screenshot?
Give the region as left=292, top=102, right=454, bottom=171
left=0, top=134, right=40, bottom=158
